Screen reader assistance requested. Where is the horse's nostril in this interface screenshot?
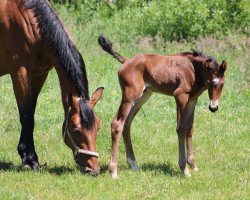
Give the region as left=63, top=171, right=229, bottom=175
left=85, top=167, right=100, bottom=176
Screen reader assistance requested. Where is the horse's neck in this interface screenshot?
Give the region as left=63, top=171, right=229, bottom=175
left=53, top=63, right=78, bottom=114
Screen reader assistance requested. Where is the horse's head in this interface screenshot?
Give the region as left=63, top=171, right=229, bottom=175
left=204, top=59, right=227, bottom=112
left=63, top=87, right=104, bottom=175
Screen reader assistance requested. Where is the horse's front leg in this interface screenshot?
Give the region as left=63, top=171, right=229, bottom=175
left=11, top=72, right=48, bottom=170
left=175, top=93, right=190, bottom=176
left=186, top=99, right=199, bottom=171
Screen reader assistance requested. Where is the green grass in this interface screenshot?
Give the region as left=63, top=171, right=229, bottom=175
left=0, top=12, right=249, bottom=200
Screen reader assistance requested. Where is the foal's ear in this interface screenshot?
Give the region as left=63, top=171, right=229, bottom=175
left=219, top=60, right=227, bottom=74
left=89, top=87, right=104, bottom=108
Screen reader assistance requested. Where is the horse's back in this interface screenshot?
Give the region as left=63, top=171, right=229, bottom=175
left=0, top=0, right=52, bottom=76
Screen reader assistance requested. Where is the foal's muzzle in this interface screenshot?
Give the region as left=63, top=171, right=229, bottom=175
left=209, top=100, right=219, bottom=112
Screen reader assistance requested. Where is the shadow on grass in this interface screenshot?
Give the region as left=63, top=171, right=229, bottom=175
left=46, top=166, right=75, bottom=175
left=0, top=160, right=75, bottom=175
left=0, top=159, right=109, bottom=176
left=0, top=160, right=15, bottom=171
left=0, top=160, right=180, bottom=177
left=141, top=162, right=180, bottom=176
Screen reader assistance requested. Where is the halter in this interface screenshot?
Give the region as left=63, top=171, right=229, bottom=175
left=63, top=105, right=99, bottom=158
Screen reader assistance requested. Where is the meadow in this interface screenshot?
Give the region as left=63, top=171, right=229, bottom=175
left=0, top=1, right=249, bottom=199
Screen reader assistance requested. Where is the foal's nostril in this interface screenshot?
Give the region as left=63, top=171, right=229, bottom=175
left=209, top=105, right=218, bottom=112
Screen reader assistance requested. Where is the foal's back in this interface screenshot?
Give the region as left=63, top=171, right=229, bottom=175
left=118, top=54, right=194, bottom=96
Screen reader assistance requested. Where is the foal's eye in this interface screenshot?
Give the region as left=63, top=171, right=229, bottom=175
left=212, top=78, right=220, bottom=86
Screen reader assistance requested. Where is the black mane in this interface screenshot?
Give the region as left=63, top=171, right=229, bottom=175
left=181, top=49, right=218, bottom=67
left=25, top=0, right=94, bottom=129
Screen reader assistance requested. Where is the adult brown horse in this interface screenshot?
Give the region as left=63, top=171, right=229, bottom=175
left=98, top=35, right=227, bottom=178
left=0, top=0, right=104, bottom=175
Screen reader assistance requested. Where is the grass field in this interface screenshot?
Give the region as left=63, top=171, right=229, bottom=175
left=0, top=9, right=249, bottom=200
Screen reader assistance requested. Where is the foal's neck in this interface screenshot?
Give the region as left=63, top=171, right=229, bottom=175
left=186, top=55, right=209, bottom=85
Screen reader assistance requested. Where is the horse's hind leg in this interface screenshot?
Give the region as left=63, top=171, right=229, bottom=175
left=123, top=91, right=152, bottom=171
left=11, top=72, right=48, bottom=170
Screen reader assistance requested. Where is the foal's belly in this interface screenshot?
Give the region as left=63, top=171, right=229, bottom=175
left=144, top=80, right=178, bottom=96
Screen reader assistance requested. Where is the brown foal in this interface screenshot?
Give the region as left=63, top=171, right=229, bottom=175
left=0, top=0, right=103, bottom=175
left=98, top=35, right=227, bottom=178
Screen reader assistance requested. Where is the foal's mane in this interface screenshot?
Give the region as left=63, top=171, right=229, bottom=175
left=181, top=49, right=218, bottom=67
left=25, top=0, right=95, bottom=129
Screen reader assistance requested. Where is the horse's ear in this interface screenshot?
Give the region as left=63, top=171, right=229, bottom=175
left=219, top=60, right=227, bottom=75
left=89, top=87, right=104, bottom=108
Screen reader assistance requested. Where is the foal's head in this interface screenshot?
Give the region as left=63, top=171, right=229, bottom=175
left=203, top=58, right=227, bottom=112
left=64, top=88, right=104, bottom=175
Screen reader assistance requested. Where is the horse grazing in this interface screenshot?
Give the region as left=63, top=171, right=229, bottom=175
left=0, top=0, right=104, bottom=175
left=98, top=35, right=227, bottom=178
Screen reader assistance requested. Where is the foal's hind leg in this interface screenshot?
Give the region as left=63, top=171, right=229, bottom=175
left=109, top=85, right=145, bottom=178
left=11, top=72, right=48, bottom=170
left=123, top=91, right=152, bottom=171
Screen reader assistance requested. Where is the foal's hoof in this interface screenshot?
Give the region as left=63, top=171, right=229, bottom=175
left=127, top=158, right=139, bottom=171
left=183, top=169, right=191, bottom=177
left=111, top=173, right=119, bottom=179
left=192, top=167, right=199, bottom=172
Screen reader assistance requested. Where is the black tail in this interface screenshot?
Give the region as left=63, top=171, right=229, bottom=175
left=98, top=34, right=126, bottom=64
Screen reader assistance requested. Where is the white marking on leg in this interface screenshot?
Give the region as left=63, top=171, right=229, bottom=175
left=111, top=169, right=118, bottom=179
left=193, top=166, right=199, bottom=172
left=179, top=155, right=191, bottom=176
left=127, top=157, right=139, bottom=171
left=184, top=168, right=191, bottom=177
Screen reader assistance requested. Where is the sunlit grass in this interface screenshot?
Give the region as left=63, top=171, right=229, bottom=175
left=0, top=9, right=249, bottom=200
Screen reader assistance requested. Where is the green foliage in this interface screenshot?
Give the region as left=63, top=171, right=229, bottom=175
left=52, top=0, right=249, bottom=41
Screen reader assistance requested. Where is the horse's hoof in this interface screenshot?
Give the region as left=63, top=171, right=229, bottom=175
left=32, top=162, right=41, bottom=171
left=20, top=164, right=31, bottom=170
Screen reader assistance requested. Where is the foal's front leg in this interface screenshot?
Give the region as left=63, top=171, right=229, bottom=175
left=186, top=100, right=199, bottom=171
left=175, top=93, right=191, bottom=176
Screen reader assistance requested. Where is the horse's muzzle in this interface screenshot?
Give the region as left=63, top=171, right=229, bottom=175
left=81, top=166, right=100, bottom=176
left=209, top=105, right=218, bottom=112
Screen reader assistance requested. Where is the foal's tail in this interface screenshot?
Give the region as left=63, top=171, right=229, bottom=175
left=98, top=34, right=126, bottom=64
